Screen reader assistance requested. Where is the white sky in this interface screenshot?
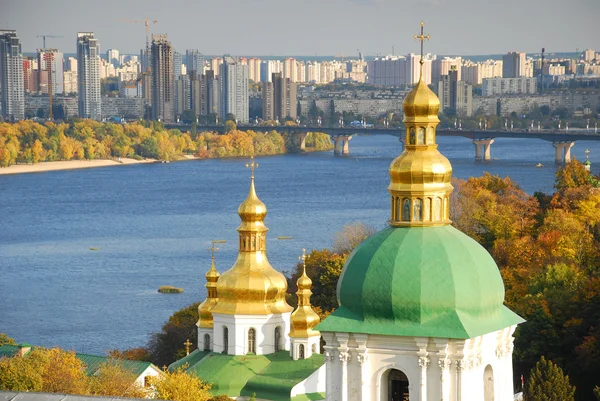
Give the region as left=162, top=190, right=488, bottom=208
left=2, top=0, right=599, bottom=57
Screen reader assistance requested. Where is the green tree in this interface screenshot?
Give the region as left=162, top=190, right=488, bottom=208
left=224, top=120, right=237, bottom=133
left=148, top=303, right=199, bottom=367
left=181, top=109, right=196, bottom=124
left=524, top=356, right=575, bottom=401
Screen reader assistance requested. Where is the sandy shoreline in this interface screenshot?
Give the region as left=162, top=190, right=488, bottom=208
left=0, top=158, right=160, bottom=176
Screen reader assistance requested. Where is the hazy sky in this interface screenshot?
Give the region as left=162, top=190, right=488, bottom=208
left=2, top=0, right=599, bottom=57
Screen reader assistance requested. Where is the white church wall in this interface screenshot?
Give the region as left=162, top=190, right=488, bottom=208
left=290, top=364, right=327, bottom=397
left=322, top=326, right=518, bottom=401
left=198, top=328, right=213, bottom=351
left=212, top=312, right=291, bottom=355
left=134, top=365, right=162, bottom=388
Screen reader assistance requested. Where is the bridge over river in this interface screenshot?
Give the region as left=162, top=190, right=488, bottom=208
left=166, top=123, right=600, bottom=164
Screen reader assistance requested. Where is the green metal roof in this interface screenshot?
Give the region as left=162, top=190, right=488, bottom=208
left=168, top=349, right=210, bottom=372
left=317, top=225, right=524, bottom=339
left=183, top=351, right=324, bottom=401
left=0, top=345, right=154, bottom=378
left=0, top=345, right=20, bottom=359
left=76, top=353, right=153, bottom=377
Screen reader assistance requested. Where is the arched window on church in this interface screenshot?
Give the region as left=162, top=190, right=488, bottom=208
left=413, top=198, right=423, bottom=221
left=299, top=344, right=305, bottom=359
left=387, top=369, right=409, bottom=401
left=274, top=327, right=281, bottom=352
left=223, top=326, right=229, bottom=355
left=402, top=198, right=410, bottom=222
left=204, top=334, right=210, bottom=351
left=484, top=365, right=494, bottom=401
left=311, top=344, right=316, bottom=354
left=248, top=328, right=256, bottom=354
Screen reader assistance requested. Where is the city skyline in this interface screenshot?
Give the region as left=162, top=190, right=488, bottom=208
left=3, top=0, right=599, bottom=56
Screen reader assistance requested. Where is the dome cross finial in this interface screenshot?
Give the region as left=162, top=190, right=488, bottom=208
left=208, top=239, right=226, bottom=261
left=299, top=248, right=307, bottom=273
left=245, top=155, right=258, bottom=179
left=414, top=21, right=430, bottom=75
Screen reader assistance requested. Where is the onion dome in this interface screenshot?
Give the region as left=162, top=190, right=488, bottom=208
left=211, top=171, right=292, bottom=316
left=196, top=256, right=220, bottom=329
left=290, top=256, right=321, bottom=338
left=388, top=63, right=453, bottom=228
left=316, top=24, right=523, bottom=339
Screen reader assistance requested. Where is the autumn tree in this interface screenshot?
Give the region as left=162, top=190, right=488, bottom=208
left=0, top=333, right=15, bottom=345
left=151, top=366, right=212, bottom=401
left=89, top=360, right=146, bottom=398
left=0, top=347, right=89, bottom=395
left=524, top=356, right=575, bottom=401
left=332, top=222, right=376, bottom=255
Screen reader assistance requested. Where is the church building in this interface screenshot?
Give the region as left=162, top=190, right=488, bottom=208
left=171, top=22, right=523, bottom=401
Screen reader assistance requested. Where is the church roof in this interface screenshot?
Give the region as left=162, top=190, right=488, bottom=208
left=317, top=226, right=523, bottom=338
left=171, top=350, right=324, bottom=401
left=0, top=344, right=155, bottom=378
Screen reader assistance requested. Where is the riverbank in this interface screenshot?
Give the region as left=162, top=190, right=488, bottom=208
left=0, top=158, right=159, bottom=176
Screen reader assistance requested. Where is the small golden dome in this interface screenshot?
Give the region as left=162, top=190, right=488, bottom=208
left=297, top=269, right=312, bottom=290
left=237, top=178, right=267, bottom=230
left=403, top=77, right=440, bottom=122
left=211, top=175, right=292, bottom=316
left=197, top=257, right=220, bottom=328
left=290, top=267, right=320, bottom=338
left=388, top=62, right=453, bottom=227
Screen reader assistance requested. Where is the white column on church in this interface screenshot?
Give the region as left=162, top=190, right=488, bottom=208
left=455, top=360, right=463, bottom=401
left=339, top=350, right=350, bottom=401
left=418, top=356, right=430, bottom=401
left=357, top=352, right=369, bottom=401
left=438, top=359, right=451, bottom=401
left=324, top=349, right=335, bottom=401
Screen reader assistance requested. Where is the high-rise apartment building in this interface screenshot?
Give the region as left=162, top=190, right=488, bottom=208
left=173, top=51, right=183, bottom=80
left=260, top=60, right=283, bottom=83
left=431, top=57, right=461, bottom=84
left=0, top=30, right=24, bottom=121
left=210, top=57, right=223, bottom=76
left=248, top=58, right=261, bottom=82
left=284, top=58, right=298, bottom=83
left=368, top=56, right=407, bottom=87
left=175, top=75, right=189, bottom=119
left=407, top=53, right=434, bottom=85
left=186, top=49, right=204, bottom=75
left=77, top=32, right=101, bottom=120
left=219, top=56, right=248, bottom=123
left=150, top=34, right=174, bottom=122
left=584, top=49, right=596, bottom=62
left=22, top=57, right=37, bottom=93
left=437, top=66, right=472, bottom=117
left=38, top=49, right=64, bottom=95
left=107, top=49, right=119, bottom=67
left=262, top=72, right=297, bottom=121
left=502, top=52, right=526, bottom=78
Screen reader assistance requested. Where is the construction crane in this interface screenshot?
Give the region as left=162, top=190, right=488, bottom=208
left=37, top=35, right=63, bottom=49
left=120, top=18, right=158, bottom=69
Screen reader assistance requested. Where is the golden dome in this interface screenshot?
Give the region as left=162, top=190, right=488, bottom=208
left=403, top=77, right=440, bottom=122
left=388, top=63, right=453, bottom=227
left=290, top=266, right=320, bottom=338
left=210, top=175, right=293, bottom=316
left=197, top=257, right=220, bottom=328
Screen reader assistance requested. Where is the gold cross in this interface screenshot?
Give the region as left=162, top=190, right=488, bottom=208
left=414, top=21, right=430, bottom=64
left=298, top=248, right=307, bottom=271
left=183, top=339, right=192, bottom=356
left=208, top=239, right=226, bottom=259
left=245, top=156, right=258, bottom=178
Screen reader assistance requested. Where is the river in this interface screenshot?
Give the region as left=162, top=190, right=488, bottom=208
left=1, top=134, right=598, bottom=354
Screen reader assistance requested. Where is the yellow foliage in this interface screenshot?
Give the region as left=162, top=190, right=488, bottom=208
left=89, top=360, right=146, bottom=398
left=151, top=367, right=212, bottom=401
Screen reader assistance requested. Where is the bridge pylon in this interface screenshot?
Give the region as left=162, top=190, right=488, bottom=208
left=333, top=135, right=352, bottom=156
left=473, top=139, right=495, bottom=161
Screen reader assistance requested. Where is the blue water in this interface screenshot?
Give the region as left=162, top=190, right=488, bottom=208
left=1, top=135, right=599, bottom=355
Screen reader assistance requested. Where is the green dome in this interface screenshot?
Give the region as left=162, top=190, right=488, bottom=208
left=317, top=225, right=523, bottom=339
